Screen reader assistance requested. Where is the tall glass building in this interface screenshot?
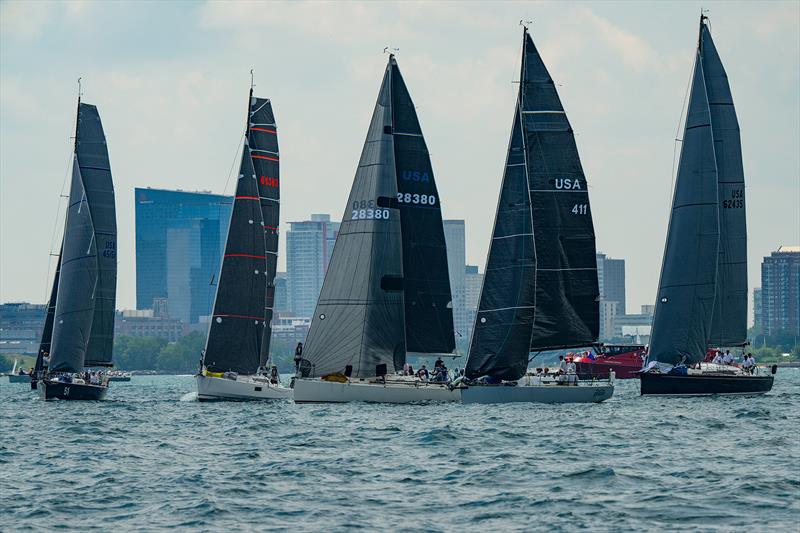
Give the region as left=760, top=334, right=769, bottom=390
left=286, top=214, right=339, bottom=318
left=135, top=188, right=232, bottom=324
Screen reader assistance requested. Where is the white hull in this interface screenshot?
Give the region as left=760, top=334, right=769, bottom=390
left=293, top=377, right=461, bottom=404
left=461, top=378, right=614, bottom=404
left=196, top=374, right=292, bottom=401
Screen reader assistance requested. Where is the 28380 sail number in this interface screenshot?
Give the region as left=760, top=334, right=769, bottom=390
left=351, top=200, right=389, bottom=220
left=396, top=193, right=436, bottom=206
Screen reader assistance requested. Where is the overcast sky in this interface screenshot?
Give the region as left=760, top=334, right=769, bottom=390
left=1, top=0, right=798, bottom=320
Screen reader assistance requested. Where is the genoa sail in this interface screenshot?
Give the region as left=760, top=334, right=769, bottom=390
left=303, top=55, right=453, bottom=378
left=77, top=103, right=117, bottom=367
left=49, top=159, right=99, bottom=373
left=648, top=26, right=720, bottom=366
left=700, top=22, right=748, bottom=347
left=466, top=28, right=599, bottom=381
left=204, top=145, right=268, bottom=374
left=248, top=96, right=280, bottom=366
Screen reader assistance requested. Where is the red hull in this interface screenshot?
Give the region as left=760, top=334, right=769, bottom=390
left=573, top=346, right=645, bottom=379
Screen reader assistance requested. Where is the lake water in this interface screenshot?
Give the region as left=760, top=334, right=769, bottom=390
left=1, top=370, right=798, bottom=531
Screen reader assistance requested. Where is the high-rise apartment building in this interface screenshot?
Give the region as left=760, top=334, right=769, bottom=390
left=463, top=265, right=484, bottom=344
left=274, top=272, right=289, bottom=314
left=753, top=287, right=762, bottom=330
left=286, top=214, right=340, bottom=318
left=135, top=188, right=232, bottom=324
left=443, top=220, right=467, bottom=337
left=596, top=252, right=626, bottom=315
left=760, top=245, right=800, bottom=336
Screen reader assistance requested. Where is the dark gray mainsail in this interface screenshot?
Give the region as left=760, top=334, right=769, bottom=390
left=466, top=28, right=599, bottom=381
left=204, top=144, right=268, bottom=374
left=248, top=95, right=280, bottom=366
left=701, top=21, right=748, bottom=347
left=49, top=159, right=99, bottom=373
left=302, top=55, right=453, bottom=378
left=76, top=103, right=117, bottom=367
left=648, top=29, right=720, bottom=366
left=390, top=58, right=455, bottom=356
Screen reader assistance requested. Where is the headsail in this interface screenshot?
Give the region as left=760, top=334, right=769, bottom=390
left=390, top=58, right=455, bottom=356
left=466, top=28, right=599, bottom=380
left=302, top=59, right=405, bottom=378
left=49, top=159, right=99, bottom=373
left=76, top=103, right=117, bottom=367
left=248, top=95, right=280, bottom=365
left=204, top=145, right=268, bottom=374
left=700, top=21, right=748, bottom=347
left=648, top=25, right=720, bottom=366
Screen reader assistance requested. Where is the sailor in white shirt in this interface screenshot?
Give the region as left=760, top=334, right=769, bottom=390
left=565, top=357, right=578, bottom=385
left=711, top=351, right=724, bottom=365
left=722, top=350, right=734, bottom=366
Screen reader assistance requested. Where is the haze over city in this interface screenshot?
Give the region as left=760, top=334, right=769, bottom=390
left=1, top=0, right=798, bottom=317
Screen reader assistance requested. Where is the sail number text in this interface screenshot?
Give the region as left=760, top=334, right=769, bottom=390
left=351, top=200, right=389, bottom=220
left=396, top=193, right=436, bottom=206
left=102, top=241, right=117, bottom=258
left=723, top=189, right=744, bottom=209
left=571, top=204, right=588, bottom=215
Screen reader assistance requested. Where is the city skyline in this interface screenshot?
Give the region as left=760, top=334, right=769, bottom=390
left=1, top=2, right=798, bottom=315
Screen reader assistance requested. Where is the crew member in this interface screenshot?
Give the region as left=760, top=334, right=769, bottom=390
left=294, top=342, right=304, bottom=369
left=722, top=350, right=734, bottom=365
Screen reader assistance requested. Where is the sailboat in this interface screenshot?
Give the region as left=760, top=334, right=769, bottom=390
left=39, top=95, right=118, bottom=401
left=8, top=359, right=32, bottom=384
left=292, top=54, right=460, bottom=403
left=640, top=16, right=775, bottom=396
left=195, top=85, right=292, bottom=401
left=459, top=26, right=614, bottom=404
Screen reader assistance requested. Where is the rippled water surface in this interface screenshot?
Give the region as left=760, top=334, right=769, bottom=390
left=2, top=370, right=798, bottom=531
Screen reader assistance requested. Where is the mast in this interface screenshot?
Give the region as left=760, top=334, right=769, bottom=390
left=466, top=27, right=599, bottom=380
left=648, top=23, right=720, bottom=366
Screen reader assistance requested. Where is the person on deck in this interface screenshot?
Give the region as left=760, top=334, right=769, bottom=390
left=558, top=355, right=566, bottom=374
left=417, top=365, right=429, bottom=381
left=711, top=351, right=724, bottom=365
left=294, top=342, right=304, bottom=369
left=722, top=350, right=734, bottom=366
left=434, top=357, right=444, bottom=370
left=270, top=364, right=279, bottom=384
left=565, top=357, right=578, bottom=385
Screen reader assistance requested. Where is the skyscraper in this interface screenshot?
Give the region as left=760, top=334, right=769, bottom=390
left=286, top=214, right=340, bottom=318
left=464, top=265, right=483, bottom=344
left=274, top=272, right=289, bottom=314
left=135, top=188, right=232, bottom=324
left=760, top=245, right=800, bottom=336
left=753, top=287, right=762, bottom=330
left=596, top=252, right=626, bottom=315
left=443, top=220, right=467, bottom=337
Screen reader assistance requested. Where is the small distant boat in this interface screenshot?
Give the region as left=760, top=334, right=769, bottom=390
left=196, top=82, right=291, bottom=401
left=641, top=17, right=774, bottom=396
left=459, top=26, right=613, bottom=404
left=39, top=92, right=118, bottom=401
left=573, top=345, right=646, bottom=380
left=292, top=53, right=459, bottom=404
left=107, top=371, right=132, bottom=382
left=7, top=360, right=32, bottom=383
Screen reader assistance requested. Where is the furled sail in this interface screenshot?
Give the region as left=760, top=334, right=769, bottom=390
left=302, top=60, right=405, bottom=378
left=204, top=144, right=268, bottom=374
left=466, top=28, right=599, bottom=380
left=248, top=95, right=280, bottom=366
left=76, top=103, right=117, bottom=367
left=390, top=58, right=455, bottom=356
left=303, top=55, right=453, bottom=378
left=49, top=159, right=99, bottom=373
left=648, top=31, right=720, bottom=366
left=700, top=21, right=748, bottom=347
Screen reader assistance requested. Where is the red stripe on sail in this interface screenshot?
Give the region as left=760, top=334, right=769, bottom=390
left=235, top=196, right=259, bottom=200
left=252, top=154, right=279, bottom=161
left=250, top=127, right=277, bottom=134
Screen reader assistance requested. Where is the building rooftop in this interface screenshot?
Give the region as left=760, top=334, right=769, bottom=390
left=776, top=245, right=800, bottom=253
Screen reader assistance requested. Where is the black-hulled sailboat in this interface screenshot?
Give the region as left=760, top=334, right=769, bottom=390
left=293, top=54, right=458, bottom=403
left=460, top=26, right=613, bottom=404
left=195, top=86, right=291, bottom=401
left=641, top=17, right=774, bottom=396
left=39, top=96, right=118, bottom=401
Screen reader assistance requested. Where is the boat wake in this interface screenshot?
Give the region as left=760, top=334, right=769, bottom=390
left=180, top=391, right=198, bottom=402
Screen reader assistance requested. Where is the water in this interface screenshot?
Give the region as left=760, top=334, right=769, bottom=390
left=2, top=371, right=798, bottom=531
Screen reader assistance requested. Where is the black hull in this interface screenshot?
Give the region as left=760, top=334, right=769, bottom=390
left=31, top=378, right=38, bottom=390
left=640, top=372, right=773, bottom=396
left=39, top=380, right=108, bottom=401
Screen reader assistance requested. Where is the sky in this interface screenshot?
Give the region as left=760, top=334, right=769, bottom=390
left=1, top=0, right=798, bottom=320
